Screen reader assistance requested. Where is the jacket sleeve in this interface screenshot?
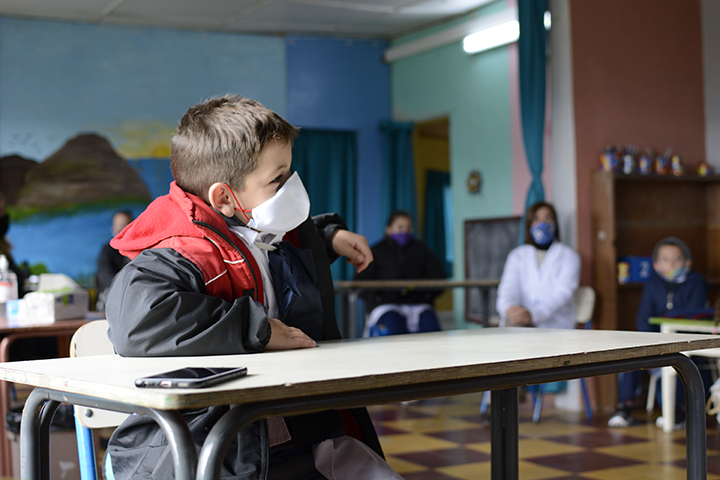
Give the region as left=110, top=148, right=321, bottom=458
left=312, top=213, right=348, bottom=263
left=495, top=248, right=523, bottom=326
left=105, top=248, right=271, bottom=357
left=636, top=276, right=662, bottom=332
left=527, top=248, right=581, bottom=327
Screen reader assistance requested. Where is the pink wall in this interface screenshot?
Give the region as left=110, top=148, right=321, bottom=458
left=570, top=0, right=706, bottom=285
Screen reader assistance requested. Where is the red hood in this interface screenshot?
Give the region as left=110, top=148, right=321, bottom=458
left=111, top=181, right=229, bottom=258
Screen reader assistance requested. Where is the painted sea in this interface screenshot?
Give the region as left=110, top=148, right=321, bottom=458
left=8, top=158, right=173, bottom=287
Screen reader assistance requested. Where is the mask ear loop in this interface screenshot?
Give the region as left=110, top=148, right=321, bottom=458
left=223, top=183, right=252, bottom=222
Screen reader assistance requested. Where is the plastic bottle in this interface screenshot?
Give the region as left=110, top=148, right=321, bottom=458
left=0, top=255, right=18, bottom=317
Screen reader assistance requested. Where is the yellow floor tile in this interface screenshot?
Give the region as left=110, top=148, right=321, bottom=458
left=378, top=433, right=459, bottom=454
left=381, top=416, right=480, bottom=433
left=437, top=459, right=569, bottom=480
left=465, top=437, right=586, bottom=458
left=517, top=419, right=597, bottom=438
left=382, top=455, right=429, bottom=474
left=580, top=463, right=719, bottom=480
left=595, top=441, right=688, bottom=463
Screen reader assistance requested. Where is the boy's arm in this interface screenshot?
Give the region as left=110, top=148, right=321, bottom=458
left=105, top=249, right=272, bottom=357
left=312, top=213, right=373, bottom=273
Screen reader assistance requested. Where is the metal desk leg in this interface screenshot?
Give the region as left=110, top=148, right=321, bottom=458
left=672, top=354, right=707, bottom=480
left=490, top=388, right=518, bottom=480
left=21, top=388, right=58, bottom=480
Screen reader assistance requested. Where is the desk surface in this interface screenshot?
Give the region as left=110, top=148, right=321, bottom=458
left=0, top=328, right=718, bottom=411
left=0, top=317, right=90, bottom=335
left=650, top=316, right=716, bottom=327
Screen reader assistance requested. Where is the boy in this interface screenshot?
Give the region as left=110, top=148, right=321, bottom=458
left=104, top=95, right=401, bottom=479
left=608, top=237, right=708, bottom=428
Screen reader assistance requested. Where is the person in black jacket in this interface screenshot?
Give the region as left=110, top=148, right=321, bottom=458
left=354, top=210, right=446, bottom=336
left=95, top=210, right=133, bottom=312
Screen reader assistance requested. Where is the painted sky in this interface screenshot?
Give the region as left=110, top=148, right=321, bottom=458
left=0, top=17, right=287, bottom=161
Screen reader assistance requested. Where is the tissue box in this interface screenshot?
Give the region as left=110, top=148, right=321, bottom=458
left=8, top=274, right=88, bottom=324
left=618, top=256, right=653, bottom=284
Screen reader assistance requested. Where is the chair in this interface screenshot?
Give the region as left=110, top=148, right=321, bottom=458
left=480, top=287, right=596, bottom=422
left=70, top=320, right=125, bottom=480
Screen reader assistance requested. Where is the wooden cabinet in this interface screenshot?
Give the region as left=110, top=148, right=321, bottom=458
left=592, top=171, right=720, bottom=331
left=591, top=171, right=720, bottom=413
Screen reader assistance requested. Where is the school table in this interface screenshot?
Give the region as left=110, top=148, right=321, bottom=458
left=334, top=279, right=500, bottom=337
left=0, top=328, right=718, bottom=480
left=0, top=316, right=93, bottom=477
left=649, top=316, right=720, bottom=432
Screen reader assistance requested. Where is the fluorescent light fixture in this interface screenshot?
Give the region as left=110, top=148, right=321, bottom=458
left=383, top=6, right=517, bottom=63
left=462, top=19, right=519, bottom=54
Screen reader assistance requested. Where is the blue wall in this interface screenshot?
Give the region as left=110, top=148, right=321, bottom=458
left=0, top=17, right=391, bottom=283
left=286, top=36, right=390, bottom=244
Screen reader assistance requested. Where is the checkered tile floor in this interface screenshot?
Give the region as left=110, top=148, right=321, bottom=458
left=367, top=392, right=720, bottom=479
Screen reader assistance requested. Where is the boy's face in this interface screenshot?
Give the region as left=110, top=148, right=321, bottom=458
left=654, top=244, right=690, bottom=277
left=231, top=140, right=292, bottom=222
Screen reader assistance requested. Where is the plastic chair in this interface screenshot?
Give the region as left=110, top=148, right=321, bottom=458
left=480, top=287, right=596, bottom=422
left=70, top=320, right=125, bottom=480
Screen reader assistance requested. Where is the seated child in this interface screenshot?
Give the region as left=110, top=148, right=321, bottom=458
left=104, top=94, right=402, bottom=479
left=354, top=210, right=446, bottom=336
left=608, top=237, right=709, bottom=428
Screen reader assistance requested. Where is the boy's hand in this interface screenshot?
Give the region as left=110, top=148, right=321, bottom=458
left=331, top=229, right=373, bottom=273
left=265, top=318, right=317, bottom=350
left=506, top=306, right=533, bottom=326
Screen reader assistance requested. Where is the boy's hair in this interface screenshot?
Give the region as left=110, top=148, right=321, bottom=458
left=524, top=201, right=560, bottom=244
left=170, top=94, right=300, bottom=200
left=653, top=237, right=692, bottom=262
left=386, top=210, right=414, bottom=228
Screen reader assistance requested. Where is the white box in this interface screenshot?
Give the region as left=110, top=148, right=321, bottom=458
left=8, top=274, right=88, bottom=324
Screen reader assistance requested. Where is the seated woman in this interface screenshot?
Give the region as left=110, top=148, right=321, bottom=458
left=496, top=201, right=580, bottom=329
left=354, top=210, right=446, bottom=336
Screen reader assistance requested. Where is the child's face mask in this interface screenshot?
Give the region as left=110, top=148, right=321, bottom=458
left=389, top=232, right=412, bottom=247
left=227, top=172, right=310, bottom=236
left=653, top=244, right=690, bottom=284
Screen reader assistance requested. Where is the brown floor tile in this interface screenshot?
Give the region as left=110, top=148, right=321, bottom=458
left=546, top=430, right=648, bottom=448
left=425, top=427, right=493, bottom=444
left=393, top=447, right=491, bottom=467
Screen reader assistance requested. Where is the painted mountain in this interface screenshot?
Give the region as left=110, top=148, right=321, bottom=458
left=0, top=154, right=38, bottom=205
left=12, top=133, right=152, bottom=215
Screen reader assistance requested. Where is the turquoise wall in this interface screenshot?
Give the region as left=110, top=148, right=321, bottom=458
left=390, top=4, right=514, bottom=326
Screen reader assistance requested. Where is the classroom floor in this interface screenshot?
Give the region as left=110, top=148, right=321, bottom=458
left=367, top=391, right=720, bottom=480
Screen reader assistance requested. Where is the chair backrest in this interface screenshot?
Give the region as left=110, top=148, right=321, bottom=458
left=71, top=320, right=128, bottom=429
left=574, top=286, right=596, bottom=326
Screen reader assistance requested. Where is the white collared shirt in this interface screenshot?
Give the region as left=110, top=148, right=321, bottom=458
left=228, top=225, right=279, bottom=319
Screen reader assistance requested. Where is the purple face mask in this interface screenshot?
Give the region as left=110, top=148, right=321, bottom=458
left=389, top=232, right=412, bottom=247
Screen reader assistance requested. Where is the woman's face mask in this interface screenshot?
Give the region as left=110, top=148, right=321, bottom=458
left=227, top=172, right=310, bottom=236
left=529, top=222, right=555, bottom=247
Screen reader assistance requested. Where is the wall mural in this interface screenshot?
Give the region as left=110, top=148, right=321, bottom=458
left=2, top=133, right=173, bottom=288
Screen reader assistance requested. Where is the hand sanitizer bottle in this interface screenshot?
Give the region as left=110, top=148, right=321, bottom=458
left=0, top=255, right=18, bottom=317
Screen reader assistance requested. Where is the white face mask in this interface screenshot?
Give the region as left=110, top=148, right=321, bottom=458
left=233, top=172, right=310, bottom=236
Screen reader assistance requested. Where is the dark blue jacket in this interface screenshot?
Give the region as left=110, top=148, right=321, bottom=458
left=636, top=270, right=708, bottom=332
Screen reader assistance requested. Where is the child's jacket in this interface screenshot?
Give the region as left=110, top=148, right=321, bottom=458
left=636, top=270, right=709, bottom=332
left=104, top=181, right=382, bottom=479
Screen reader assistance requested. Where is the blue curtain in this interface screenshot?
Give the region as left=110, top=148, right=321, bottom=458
left=424, top=170, right=451, bottom=276
left=379, top=121, right=417, bottom=225
left=518, top=0, right=548, bottom=212
left=292, top=129, right=357, bottom=280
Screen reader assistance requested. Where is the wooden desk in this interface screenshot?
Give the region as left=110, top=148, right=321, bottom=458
left=0, top=316, right=92, bottom=477
left=0, top=328, right=718, bottom=480
left=649, top=317, right=720, bottom=432
left=334, top=279, right=500, bottom=337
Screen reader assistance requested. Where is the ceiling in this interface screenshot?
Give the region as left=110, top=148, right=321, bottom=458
left=0, top=0, right=498, bottom=40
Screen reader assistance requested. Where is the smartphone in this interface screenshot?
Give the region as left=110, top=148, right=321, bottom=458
left=135, top=366, right=248, bottom=389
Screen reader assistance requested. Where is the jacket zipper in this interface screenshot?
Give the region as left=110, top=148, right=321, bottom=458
left=193, top=220, right=259, bottom=302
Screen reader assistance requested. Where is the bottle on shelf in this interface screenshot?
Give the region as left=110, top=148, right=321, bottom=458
left=0, top=254, right=18, bottom=318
